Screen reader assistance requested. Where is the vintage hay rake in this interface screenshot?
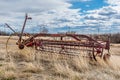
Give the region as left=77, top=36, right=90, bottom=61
left=5, top=14, right=110, bottom=61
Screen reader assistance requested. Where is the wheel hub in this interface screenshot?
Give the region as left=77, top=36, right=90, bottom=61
left=19, top=44, right=24, bottom=49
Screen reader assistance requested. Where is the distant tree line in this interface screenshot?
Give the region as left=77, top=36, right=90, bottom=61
left=0, top=30, right=120, bottom=43
left=92, top=33, right=120, bottom=43
left=0, top=30, right=10, bottom=36
left=109, top=33, right=120, bottom=43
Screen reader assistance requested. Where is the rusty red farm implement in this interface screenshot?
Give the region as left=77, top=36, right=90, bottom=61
left=5, top=14, right=110, bottom=61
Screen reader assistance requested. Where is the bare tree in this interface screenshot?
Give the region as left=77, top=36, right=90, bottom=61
left=41, top=27, right=48, bottom=33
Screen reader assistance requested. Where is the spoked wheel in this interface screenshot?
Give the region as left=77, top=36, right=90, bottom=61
left=91, top=47, right=110, bottom=62
left=6, top=35, right=36, bottom=61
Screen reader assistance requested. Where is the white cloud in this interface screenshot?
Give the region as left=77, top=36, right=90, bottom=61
left=0, top=0, right=120, bottom=33
left=0, top=0, right=82, bottom=32
left=105, top=0, right=120, bottom=5
left=105, top=0, right=120, bottom=13
left=0, top=0, right=71, bottom=12
left=82, top=3, right=120, bottom=33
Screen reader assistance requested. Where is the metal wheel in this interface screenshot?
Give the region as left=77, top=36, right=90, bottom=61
left=6, top=35, right=36, bottom=61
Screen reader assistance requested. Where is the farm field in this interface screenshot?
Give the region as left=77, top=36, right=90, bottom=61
left=0, top=36, right=120, bottom=80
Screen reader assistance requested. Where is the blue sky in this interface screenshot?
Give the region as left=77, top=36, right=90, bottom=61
left=71, top=0, right=108, bottom=12
left=0, top=0, right=120, bottom=34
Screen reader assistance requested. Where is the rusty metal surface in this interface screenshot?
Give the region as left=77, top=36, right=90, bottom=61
left=5, top=14, right=110, bottom=61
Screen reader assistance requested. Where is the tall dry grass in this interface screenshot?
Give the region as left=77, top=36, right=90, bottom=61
left=0, top=36, right=120, bottom=80
left=0, top=47, right=119, bottom=80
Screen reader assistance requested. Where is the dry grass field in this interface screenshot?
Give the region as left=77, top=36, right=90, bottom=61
left=0, top=36, right=120, bottom=80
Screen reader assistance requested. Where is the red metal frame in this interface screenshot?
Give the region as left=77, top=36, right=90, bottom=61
left=20, top=33, right=110, bottom=60
left=5, top=14, right=110, bottom=61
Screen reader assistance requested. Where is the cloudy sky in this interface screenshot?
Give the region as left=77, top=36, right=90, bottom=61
left=0, top=0, right=120, bottom=34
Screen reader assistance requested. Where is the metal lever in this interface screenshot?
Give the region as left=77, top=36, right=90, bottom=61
left=5, top=23, right=16, bottom=34
left=19, top=13, right=32, bottom=43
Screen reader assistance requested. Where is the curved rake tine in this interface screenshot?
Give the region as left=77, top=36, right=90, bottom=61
left=5, top=34, right=13, bottom=59
left=92, top=44, right=97, bottom=61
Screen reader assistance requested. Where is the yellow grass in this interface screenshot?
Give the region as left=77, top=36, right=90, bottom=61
left=0, top=36, right=120, bottom=80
